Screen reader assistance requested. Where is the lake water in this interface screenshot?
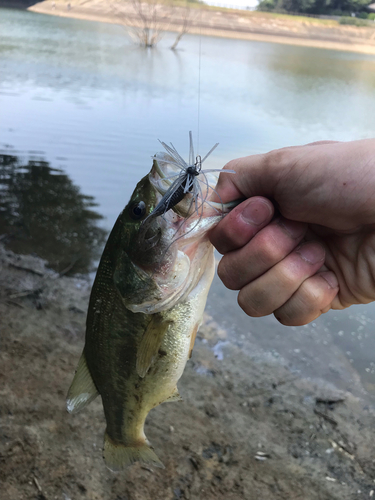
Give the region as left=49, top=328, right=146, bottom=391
left=1, top=6, right=375, bottom=401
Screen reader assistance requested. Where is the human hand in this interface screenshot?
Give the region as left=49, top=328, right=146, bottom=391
left=209, top=139, right=375, bottom=326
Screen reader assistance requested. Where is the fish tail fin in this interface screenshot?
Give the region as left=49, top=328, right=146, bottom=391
left=103, top=432, right=165, bottom=471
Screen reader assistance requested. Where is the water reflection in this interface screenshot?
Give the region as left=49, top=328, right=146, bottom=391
left=0, top=152, right=107, bottom=274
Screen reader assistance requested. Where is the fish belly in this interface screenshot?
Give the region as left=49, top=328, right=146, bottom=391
left=103, top=249, right=215, bottom=470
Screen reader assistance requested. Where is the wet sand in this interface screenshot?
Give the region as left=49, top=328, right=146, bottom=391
left=1, top=244, right=375, bottom=499
left=24, top=0, right=375, bottom=55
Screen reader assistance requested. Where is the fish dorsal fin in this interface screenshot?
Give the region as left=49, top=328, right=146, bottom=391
left=163, top=387, right=183, bottom=403
left=66, top=352, right=99, bottom=414
left=136, top=315, right=171, bottom=378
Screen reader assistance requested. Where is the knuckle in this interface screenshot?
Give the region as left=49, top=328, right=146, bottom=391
left=300, top=278, right=326, bottom=306
left=276, top=264, right=299, bottom=289
left=274, top=312, right=298, bottom=326
left=238, top=287, right=268, bottom=317
left=217, top=259, right=238, bottom=290
left=210, top=230, right=229, bottom=255
left=256, top=232, right=285, bottom=266
left=212, top=238, right=225, bottom=255
left=216, top=259, right=226, bottom=281
left=222, top=226, right=237, bottom=247
left=264, top=148, right=290, bottom=171
left=215, top=223, right=236, bottom=251
left=275, top=275, right=336, bottom=326
left=275, top=301, right=317, bottom=326
left=275, top=311, right=312, bottom=327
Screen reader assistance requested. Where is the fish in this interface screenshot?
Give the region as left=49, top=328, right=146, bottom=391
left=66, top=138, right=236, bottom=471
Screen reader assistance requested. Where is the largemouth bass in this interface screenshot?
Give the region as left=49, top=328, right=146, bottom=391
left=66, top=144, right=235, bottom=471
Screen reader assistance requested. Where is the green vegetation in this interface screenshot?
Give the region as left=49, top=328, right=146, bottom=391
left=338, top=14, right=373, bottom=23
left=257, top=0, right=373, bottom=16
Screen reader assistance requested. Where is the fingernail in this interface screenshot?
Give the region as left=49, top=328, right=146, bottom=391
left=277, top=218, right=306, bottom=239
left=320, top=271, right=339, bottom=289
left=296, top=243, right=325, bottom=264
left=241, top=200, right=272, bottom=226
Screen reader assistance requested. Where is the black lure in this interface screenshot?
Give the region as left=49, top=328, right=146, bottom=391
left=143, top=131, right=226, bottom=225
left=150, top=161, right=201, bottom=219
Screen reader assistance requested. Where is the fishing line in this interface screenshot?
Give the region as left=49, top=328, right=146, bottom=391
left=197, top=6, right=203, bottom=156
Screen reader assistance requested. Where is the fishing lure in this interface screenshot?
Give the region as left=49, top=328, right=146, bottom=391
left=145, top=131, right=232, bottom=224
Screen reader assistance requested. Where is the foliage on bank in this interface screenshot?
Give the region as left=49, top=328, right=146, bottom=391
left=257, top=0, right=374, bottom=16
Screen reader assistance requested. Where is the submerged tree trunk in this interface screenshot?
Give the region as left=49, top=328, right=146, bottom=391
left=170, top=5, right=195, bottom=50
left=112, top=0, right=194, bottom=49
left=112, top=0, right=168, bottom=48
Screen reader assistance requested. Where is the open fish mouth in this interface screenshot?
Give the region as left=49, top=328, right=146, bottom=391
left=150, top=152, right=236, bottom=223
left=127, top=153, right=238, bottom=315
left=136, top=152, right=236, bottom=262
left=140, top=132, right=239, bottom=253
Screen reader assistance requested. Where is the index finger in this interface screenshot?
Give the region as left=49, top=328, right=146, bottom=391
left=209, top=196, right=274, bottom=254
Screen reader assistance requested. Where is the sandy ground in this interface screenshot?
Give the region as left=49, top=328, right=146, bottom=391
left=1, top=244, right=375, bottom=500
left=24, top=0, right=375, bottom=55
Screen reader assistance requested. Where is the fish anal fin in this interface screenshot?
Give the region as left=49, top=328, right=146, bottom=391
left=136, top=316, right=171, bottom=378
left=66, top=352, right=99, bottom=414
left=103, top=432, right=164, bottom=471
left=163, top=386, right=183, bottom=403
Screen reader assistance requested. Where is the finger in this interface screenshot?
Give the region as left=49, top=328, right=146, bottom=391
left=273, top=271, right=339, bottom=326
left=218, top=217, right=307, bottom=290
left=209, top=197, right=274, bottom=254
left=237, top=241, right=325, bottom=317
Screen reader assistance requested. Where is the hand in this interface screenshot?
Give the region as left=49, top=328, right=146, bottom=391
left=209, top=139, right=375, bottom=326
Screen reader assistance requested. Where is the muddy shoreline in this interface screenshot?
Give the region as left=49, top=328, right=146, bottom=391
left=1, top=243, right=375, bottom=499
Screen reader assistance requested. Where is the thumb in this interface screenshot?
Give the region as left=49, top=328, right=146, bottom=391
left=215, top=141, right=339, bottom=205
left=214, top=154, right=277, bottom=204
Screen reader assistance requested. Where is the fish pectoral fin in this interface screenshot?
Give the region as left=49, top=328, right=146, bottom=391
left=136, top=315, right=171, bottom=378
left=66, top=352, right=99, bottom=414
left=163, top=386, right=183, bottom=403
left=103, top=432, right=164, bottom=471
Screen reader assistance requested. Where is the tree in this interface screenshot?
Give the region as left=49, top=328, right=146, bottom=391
left=170, top=5, right=194, bottom=50
left=112, top=0, right=194, bottom=49
left=113, top=0, right=166, bottom=47
left=257, top=0, right=372, bottom=14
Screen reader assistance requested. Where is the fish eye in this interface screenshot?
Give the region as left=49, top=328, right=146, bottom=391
left=129, top=201, right=146, bottom=220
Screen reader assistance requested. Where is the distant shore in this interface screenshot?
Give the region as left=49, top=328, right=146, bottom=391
left=3, top=0, right=375, bottom=54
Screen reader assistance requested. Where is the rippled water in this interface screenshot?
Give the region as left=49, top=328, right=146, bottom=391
left=2, top=6, right=375, bottom=400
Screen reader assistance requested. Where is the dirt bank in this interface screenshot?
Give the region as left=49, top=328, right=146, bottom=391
left=1, top=243, right=375, bottom=500
left=22, top=0, right=375, bottom=55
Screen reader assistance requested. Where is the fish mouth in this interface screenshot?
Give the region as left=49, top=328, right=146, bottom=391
left=150, top=154, right=237, bottom=221
left=127, top=155, right=237, bottom=315
left=148, top=153, right=237, bottom=255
